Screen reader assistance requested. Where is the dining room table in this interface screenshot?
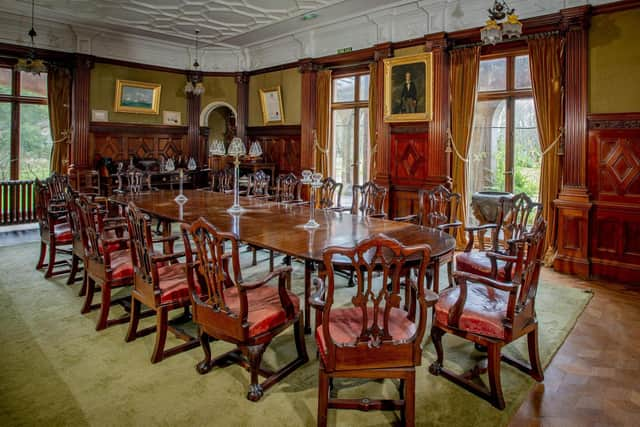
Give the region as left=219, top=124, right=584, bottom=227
left=110, top=189, right=457, bottom=333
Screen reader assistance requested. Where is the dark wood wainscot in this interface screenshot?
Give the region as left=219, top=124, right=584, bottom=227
left=246, top=125, right=301, bottom=176
left=389, top=124, right=450, bottom=218
left=90, top=122, right=190, bottom=163
left=587, top=113, right=640, bottom=284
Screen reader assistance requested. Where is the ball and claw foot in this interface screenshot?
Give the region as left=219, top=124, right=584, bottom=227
left=196, top=360, right=214, bottom=375
left=247, top=383, right=264, bottom=401
left=428, top=362, right=442, bottom=375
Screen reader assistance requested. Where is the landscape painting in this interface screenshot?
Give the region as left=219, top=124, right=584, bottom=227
left=114, top=79, right=161, bottom=114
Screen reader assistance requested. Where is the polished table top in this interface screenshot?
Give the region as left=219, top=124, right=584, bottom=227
left=110, top=190, right=456, bottom=263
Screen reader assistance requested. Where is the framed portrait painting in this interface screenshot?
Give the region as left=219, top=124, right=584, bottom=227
left=114, top=79, right=161, bottom=114
left=383, top=53, right=433, bottom=122
left=259, top=86, right=285, bottom=124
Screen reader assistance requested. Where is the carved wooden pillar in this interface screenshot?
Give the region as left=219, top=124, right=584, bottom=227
left=186, top=71, right=202, bottom=165
left=373, top=42, right=392, bottom=187
left=235, top=72, right=249, bottom=140
left=70, top=54, right=93, bottom=172
left=554, top=5, right=592, bottom=278
left=425, top=32, right=450, bottom=181
left=299, top=58, right=317, bottom=171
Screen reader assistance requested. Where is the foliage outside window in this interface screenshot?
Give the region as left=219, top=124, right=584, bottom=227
left=331, top=72, right=370, bottom=206
left=0, top=65, right=51, bottom=181
left=467, top=53, right=541, bottom=221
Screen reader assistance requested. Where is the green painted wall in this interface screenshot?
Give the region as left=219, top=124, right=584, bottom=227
left=90, top=63, right=187, bottom=124
left=248, top=67, right=301, bottom=126
left=201, top=75, right=237, bottom=110
left=589, top=8, right=640, bottom=113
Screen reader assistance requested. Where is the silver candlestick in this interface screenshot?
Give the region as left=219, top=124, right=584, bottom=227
left=227, top=137, right=246, bottom=214
left=301, top=170, right=323, bottom=229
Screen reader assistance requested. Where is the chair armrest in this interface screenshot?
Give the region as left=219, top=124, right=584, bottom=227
left=393, top=214, right=418, bottom=224
left=151, top=251, right=185, bottom=264
left=309, top=277, right=326, bottom=310
left=464, top=223, right=498, bottom=252
left=238, top=265, right=291, bottom=290
left=437, top=220, right=463, bottom=231
left=485, top=251, right=517, bottom=263
left=424, top=289, right=439, bottom=307
left=453, top=271, right=519, bottom=293
left=368, top=213, right=387, bottom=219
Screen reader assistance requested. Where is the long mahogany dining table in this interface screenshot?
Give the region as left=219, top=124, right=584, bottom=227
left=110, top=189, right=456, bottom=333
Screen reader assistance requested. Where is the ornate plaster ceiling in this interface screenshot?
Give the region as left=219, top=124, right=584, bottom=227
left=8, top=0, right=346, bottom=46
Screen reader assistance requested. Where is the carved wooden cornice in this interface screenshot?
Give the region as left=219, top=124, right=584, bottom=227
left=588, top=113, right=640, bottom=129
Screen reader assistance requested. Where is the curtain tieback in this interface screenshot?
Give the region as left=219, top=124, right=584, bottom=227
left=540, top=128, right=564, bottom=156
left=312, top=129, right=329, bottom=154
left=52, top=129, right=72, bottom=145
left=446, top=129, right=469, bottom=163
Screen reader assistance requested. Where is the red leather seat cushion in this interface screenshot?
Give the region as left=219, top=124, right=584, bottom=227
left=315, top=306, right=416, bottom=365
left=54, top=223, right=72, bottom=244
left=110, top=249, right=134, bottom=280
left=434, top=283, right=509, bottom=339
left=456, top=251, right=513, bottom=281
left=157, top=263, right=201, bottom=305
left=223, top=285, right=300, bottom=337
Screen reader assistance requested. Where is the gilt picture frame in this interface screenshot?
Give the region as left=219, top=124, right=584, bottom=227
left=259, top=86, right=285, bottom=124
left=383, top=53, right=433, bottom=122
left=114, top=79, right=161, bottom=114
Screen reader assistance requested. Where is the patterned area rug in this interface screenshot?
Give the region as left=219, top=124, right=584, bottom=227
left=0, top=243, right=591, bottom=426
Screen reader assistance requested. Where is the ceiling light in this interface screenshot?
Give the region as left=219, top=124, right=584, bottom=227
left=184, top=29, right=205, bottom=96
left=15, top=0, right=46, bottom=75
left=480, top=1, right=522, bottom=45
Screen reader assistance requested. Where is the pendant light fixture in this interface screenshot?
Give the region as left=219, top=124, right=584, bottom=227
left=184, top=29, right=205, bottom=96
left=15, top=0, right=47, bottom=74
left=480, top=1, right=523, bottom=45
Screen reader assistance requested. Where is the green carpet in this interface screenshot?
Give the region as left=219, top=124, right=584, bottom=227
left=0, top=243, right=591, bottom=426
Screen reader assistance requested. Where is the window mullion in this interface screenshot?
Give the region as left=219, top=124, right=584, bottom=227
left=10, top=69, right=20, bottom=180
left=505, top=96, right=515, bottom=193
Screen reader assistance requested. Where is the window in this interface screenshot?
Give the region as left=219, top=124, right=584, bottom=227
left=0, top=64, right=51, bottom=180
left=467, top=53, right=540, bottom=220
left=331, top=72, right=370, bottom=205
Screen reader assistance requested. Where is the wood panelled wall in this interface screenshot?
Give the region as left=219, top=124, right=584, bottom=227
left=246, top=125, right=302, bottom=175
left=587, top=113, right=640, bottom=283
left=90, top=122, right=189, bottom=163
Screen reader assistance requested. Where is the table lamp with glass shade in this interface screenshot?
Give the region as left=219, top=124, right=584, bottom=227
left=227, top=137, right=247, bottom=213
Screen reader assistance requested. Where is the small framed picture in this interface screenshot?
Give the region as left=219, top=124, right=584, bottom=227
left=259, top=86, right=285, bottom=124
left=92, top=109, right=108, bottom=122
left=114, top=79, right=161, bottom=114
left=162, top=110, right=181, bottom=126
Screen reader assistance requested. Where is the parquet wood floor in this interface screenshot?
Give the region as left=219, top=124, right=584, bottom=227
left=511, top=268, right=640, bottom=427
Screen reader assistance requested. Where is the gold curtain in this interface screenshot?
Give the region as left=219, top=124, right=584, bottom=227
left=48, top=66, right=72, bottom=174
left=315, top=69, right=332, bottom=176
left=450, top=46, right=480, bottom=248
left=528, top=36, right=565, bottom=263
left=368, top=62, right=377, bottom=181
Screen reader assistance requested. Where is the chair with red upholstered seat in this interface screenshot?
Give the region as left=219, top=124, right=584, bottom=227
left=456, top=192, right=541, bottom=282
left=76, top=195, right=133, bottom=331
left=429, top=216, right=547, bottom=409
left=181, top=217, right=308, bottom=401
left=125, top=202, right=200, bottom=363
left=310, top=234, right=436, bottom=427
left=394, top=185, right=462, bottom=292
left=35, top=178, right=73, bottom=278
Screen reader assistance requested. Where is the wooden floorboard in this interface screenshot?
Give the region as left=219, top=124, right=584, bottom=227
left=511, top=269, right=640, bottom=427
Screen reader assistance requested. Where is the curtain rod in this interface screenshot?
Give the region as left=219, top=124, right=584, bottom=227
left=451, top=30, right=561, bottom=50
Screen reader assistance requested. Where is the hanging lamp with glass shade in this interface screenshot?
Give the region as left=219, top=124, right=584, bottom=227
left=184, top=29, right=205, bottom=95
left=15, top=0, right=47, bottom=75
